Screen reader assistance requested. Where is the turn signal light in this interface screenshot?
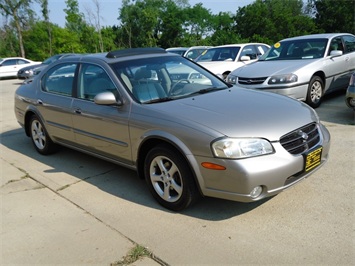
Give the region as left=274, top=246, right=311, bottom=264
left=201, top=162, right=226, bottom=170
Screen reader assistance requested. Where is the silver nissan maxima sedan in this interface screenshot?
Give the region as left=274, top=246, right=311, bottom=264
left=14, top=48, right=330, bottom=211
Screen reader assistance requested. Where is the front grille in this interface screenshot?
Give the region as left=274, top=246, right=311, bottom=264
left=280, top=123, right=320, bottom=155
left=238, top=76, right=267, bottom=85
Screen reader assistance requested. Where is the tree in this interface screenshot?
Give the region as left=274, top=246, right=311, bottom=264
left=119, top=0, right=163, bottom=48
left=37, top=0, right=53, bottom=55
left=234, top=0, right=317, bottom=44
left=0, top=0, right=34, bottom=57
left=309, top=0, right=355, bottom=34
left=182, top=3, right=214, bottom=45
left=83, top=0, right=104, bottom=52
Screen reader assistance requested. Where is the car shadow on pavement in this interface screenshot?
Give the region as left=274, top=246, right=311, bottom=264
left=1, top=128, right=268, bottom=220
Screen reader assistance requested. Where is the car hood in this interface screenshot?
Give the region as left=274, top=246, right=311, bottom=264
left=232, top=59, right=317, bottom=77
left=142, top=87, right=317, bottom=141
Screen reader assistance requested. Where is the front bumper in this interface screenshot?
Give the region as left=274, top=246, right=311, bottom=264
left=237, top=83, right=309, bottom=102
left=192, top=123, right=331, bottom=202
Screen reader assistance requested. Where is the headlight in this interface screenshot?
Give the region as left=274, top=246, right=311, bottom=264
left=212, top=138, right=274, bottom=159
left=226, top=74, right=237, bottom=84
left=268, top=74, right=297, bottom=84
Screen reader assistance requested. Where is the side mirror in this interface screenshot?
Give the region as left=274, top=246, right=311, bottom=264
left=330, top=50, right=343, bottom=57
left=240, top=55, right=251, bottom=61
left=94, top=91, right=123, bottom=106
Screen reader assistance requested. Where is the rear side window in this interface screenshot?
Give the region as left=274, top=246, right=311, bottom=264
left=42, top=63, right=77, bottom=96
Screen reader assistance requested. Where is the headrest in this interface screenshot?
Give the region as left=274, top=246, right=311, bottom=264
left=135, top=68, right=151, bottom=80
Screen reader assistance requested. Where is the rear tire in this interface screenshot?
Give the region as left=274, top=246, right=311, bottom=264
left=306, top=76, right=323, bottom=108
left=29, top=115, right=57, bottom=155
left=144, top=144, right=199, bottom=211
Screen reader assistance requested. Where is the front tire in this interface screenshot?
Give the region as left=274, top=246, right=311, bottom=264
left=144, top=144, right=199, bottom=211
left=29, top=115, right=57, bottom=155
left=306, top=76, right=323, bottom=108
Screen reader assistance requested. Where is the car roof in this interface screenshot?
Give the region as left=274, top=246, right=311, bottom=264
left=280, top=33, right=354, bottom=42
left=57, top=48, right=175, bottom=64
left=1, top=57, right=27, bottom=60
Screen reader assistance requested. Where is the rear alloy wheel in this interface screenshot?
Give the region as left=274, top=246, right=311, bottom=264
left=144, top=144, right=199, bottom=211
left=306, top=76, right=323, bottom=108
left=29, top=115, right=57, bottom=155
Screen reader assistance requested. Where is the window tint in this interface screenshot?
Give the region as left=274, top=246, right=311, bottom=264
left=239, top=46, right=258, bottom=60
left=42, top=63, right=77, bottom=96
left=18, top=59, right=29, bottom=65
left=77, top=64, right=116, bottom=101
left=343, top=35, right=355, bottom=53
left=2, top=59, right=17, bottom=66
left=329, top=37, right=345, bottom=55
left=196, top=47, right=240, bottom=62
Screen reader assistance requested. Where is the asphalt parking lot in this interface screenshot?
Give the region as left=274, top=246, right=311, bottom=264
left=1, top=78, right=354, bottom=265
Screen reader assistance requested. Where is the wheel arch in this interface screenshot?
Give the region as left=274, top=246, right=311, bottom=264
left=136, top=136, right=203, bottom=195
left=311, top=71, right=326, bottom=87
left=24, top=109, right=39, bottom=137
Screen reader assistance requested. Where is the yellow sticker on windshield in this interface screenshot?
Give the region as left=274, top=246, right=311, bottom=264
left=274, top=42, right=281, bottom=48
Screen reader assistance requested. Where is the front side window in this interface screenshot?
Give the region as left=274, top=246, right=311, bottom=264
left=42, top=63, right=77, bottom=96
left=328, top=37, right=344, bottom=55
left=2, top=59, right=17, bottom=66
left=239, top=46, right=258, bottom=60
left=77, top=64, right=116, bottom=101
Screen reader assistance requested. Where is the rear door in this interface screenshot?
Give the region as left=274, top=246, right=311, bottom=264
left=38, top=62, right=77, bottom=144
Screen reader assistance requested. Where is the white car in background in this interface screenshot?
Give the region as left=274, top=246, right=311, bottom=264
left=195, top=43, right=270, bottom=79
left=0, top=57, right=41, bottom=79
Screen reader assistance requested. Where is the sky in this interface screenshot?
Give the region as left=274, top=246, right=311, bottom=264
left=29, top=0, right=254, bottom=27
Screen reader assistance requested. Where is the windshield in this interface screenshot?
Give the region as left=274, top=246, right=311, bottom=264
left=196, top=47, right=240, bottom=62
left=111, top=55, right=228, bottom=103
left=259, top=38, right=327, bottom=61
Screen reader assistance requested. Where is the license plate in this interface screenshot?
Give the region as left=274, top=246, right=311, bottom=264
left=304, top=146, right=323, bottom=172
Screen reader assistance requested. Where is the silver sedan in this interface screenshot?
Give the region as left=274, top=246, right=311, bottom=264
left=227, top=33, right=355, bottom=108
left=14, top=48, right=330, bottom=211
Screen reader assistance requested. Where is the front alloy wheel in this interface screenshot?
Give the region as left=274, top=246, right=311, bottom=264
left=307, top=76, right=323, bottom=108
left=144, top=144, right=199, bottom=211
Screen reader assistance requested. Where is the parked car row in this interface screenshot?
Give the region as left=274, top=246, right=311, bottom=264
left=14, top=47, right=331, bottom=211
left=226, top=33, right=355, bottom=108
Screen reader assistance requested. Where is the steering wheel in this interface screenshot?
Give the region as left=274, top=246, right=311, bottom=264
left=169, top=79, right=191, bottom=96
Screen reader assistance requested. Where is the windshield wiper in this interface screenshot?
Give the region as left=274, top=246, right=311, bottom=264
left=188, top=87, right=226, bottom=96
left=142, top=97, right=174, bottom=104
